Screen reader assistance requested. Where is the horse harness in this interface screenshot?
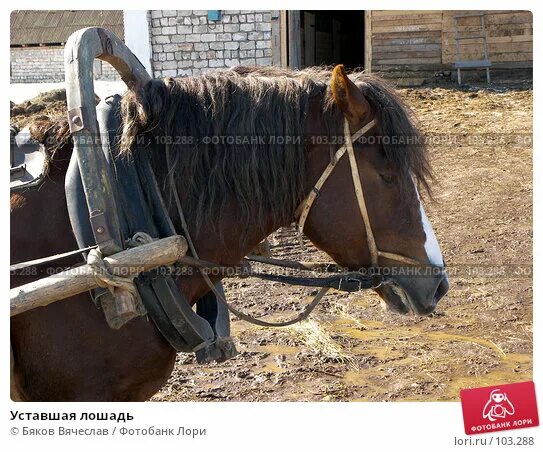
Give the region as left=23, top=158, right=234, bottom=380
left=166, top=116, right=429, bottom=329
left=10, top=28, right=426, bottom=365
left=297, top=118, right=423, bottom=268
left=10, top=110, right=425, bottom=357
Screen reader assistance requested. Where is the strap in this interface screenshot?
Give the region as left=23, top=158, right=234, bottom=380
left=297, top=117, right=427, bottom=268
left=10, top=245, right=97, bottom=272
left=377, top=250, right=422, bottom=266
left=297, top=119, right=377, bottom=238
left=165, top=149, right=338, bottom=328
left=247, top=254, right=345, bottom=273
left=251, top=271, right=382, bottom=292
left=344, top=118, right=379, bottom=267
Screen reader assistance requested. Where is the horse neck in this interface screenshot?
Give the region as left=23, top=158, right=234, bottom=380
left=162, top=95, right=325, bottom=303
left=177, top=197, right=282, bottom=304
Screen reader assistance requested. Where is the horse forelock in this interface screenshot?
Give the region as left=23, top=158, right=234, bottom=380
left=349, top=73, right=434, bottom=197
left=119, top=66, right=432, bottom=242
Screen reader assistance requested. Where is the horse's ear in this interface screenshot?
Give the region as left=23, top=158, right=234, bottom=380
left=330, top=64, right=371, bottom=128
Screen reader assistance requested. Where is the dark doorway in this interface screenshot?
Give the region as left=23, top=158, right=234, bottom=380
left=296, top=11, right=365, bottom=70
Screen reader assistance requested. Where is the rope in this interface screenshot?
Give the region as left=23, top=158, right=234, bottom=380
left=87, top=248, right=138, bottom=297
left=88, top=232, right=153, bottom=323
left=10, top=245, right=97, bottom=272
left=126, top=231, right=155, bottom=248
left=88, top=230, right=157, bottom=296
left=11, top=232, right=156, bottom=276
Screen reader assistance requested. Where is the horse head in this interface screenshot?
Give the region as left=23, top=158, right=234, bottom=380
left=120, top=65, right=448, bottom=315
left=302, top=65, right=448, bottom=315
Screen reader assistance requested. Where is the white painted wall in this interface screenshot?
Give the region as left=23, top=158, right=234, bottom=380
left=123, top=10, right=153, bottom=76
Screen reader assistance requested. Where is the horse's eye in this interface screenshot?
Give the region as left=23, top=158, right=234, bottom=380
left=379, top=173, right=396, bottom=185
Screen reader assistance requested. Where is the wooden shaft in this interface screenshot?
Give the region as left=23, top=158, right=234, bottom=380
left=10, top=235, right=187, bottom=316
left=288, top=11, right=301, bottom=69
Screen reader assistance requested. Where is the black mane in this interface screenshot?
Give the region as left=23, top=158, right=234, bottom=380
left=120, top=66, right=431, bottom=241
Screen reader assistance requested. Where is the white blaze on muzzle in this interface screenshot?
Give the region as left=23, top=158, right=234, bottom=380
left=413, top=182, right=444, bottom=266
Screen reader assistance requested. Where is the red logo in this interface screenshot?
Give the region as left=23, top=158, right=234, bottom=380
left=460, top=381, right=539, bottom=435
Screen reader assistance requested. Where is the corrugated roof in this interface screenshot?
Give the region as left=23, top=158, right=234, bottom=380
left=10, top=10, right=124, bottom=46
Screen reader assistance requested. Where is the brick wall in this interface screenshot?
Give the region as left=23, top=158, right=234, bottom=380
left=149, top=10, right=273, bottom=77
left=10, top=10, right=275, bottom=82
left=10, top=47, right=120, bottom=83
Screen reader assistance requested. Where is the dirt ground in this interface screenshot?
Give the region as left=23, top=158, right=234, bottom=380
left=11, top=78, right=532, bottom=402
left=151, top=80, right=533, bottom=402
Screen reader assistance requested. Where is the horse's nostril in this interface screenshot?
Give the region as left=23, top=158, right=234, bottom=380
left=434, top=276, right=449, bottom=303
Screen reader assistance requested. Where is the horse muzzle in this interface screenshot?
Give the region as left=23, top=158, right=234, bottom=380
left=377, top=268, right=449, bottom=316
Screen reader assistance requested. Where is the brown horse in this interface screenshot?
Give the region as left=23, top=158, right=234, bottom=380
left=10, top=65, right=448, bottom=401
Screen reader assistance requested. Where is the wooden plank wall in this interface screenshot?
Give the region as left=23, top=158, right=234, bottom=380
left=442, top=11, right=533, bottom=67
left=371, top=10, right=444, bottom=73
left=371, top=10, right=533, bottom=79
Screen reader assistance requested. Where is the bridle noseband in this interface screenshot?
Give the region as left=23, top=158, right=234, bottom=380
left=296, top=117, right=424, bottom=268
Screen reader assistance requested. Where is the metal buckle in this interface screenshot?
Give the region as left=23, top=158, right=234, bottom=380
left=67, top=106, right=87, bottom=133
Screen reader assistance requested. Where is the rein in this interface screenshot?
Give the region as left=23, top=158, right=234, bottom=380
left=164, top=116, right=400, bottom=328
left=165, top=146, right=381, bottom=328
left=11, top=116, right=423, bottom=327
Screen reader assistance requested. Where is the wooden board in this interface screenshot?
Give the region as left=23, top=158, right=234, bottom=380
left=304, top=11, right=315, bottom=66
left=373, top=16, right=444, bottom=27
left=280, top=11, right=288, bottom=67
left=442, top=35, right=533, bottom=46
left=443, top=11, right=532, bottom=26
left=288, top=11, right=301, bottom=69
left=373, top=36, right=442, bottom=47
left=373, top=49, right=441, bottom=60
left=373, top=43, right=441, bottom=53
left=373, top=57, right=441, bottom=66
left=372, top=23, right=443, bottom=34
left=271, top=10, right=281, bottom=66
left=442, top=10, right=533, bottom=64
left=371, top=11, right=443, bottom=69
left=372, top=63, right=444, bottom=72
left=443, top=41, right=533, bottom=56
left=10, top=236, right=188, bottom=316
left=364, top=11, right=372, bottom=72
left=372, top=10, right=442, bottom=17
left=369, top=10, right=532, bottom=78
left=444, top=23, right=533, bottom=34
left=486, top=35, right=533, bottom=43
left=373, top=30, right=442, bottom=42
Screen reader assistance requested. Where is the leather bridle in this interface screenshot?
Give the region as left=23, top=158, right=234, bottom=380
left=161, top=115, right=429, bottom=328
left=296, top=117, right=424, bottom=268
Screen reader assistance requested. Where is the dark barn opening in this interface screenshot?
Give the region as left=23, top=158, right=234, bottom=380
left=295, top=10, right=366, bottom=70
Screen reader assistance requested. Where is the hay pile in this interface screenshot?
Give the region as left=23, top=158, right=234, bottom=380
left=10, top=89, right=72, bottom=152
left=10, top=89, right=68, bottom=129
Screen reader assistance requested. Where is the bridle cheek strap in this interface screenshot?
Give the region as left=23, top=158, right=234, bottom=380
left=297, top=118, right=376, bottom=238
left=343, top=118, right=379, bottom=267
left=297, top=118, right=423, bottom=268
